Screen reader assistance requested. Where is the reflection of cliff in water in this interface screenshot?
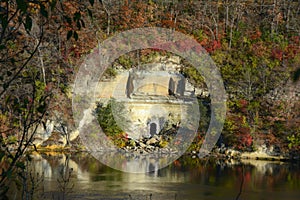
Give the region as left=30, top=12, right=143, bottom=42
left=25, top=153, right=300, bottom=181
left=30, top=153, right=91, bottom=182
left=6, top=153, right=300, bottom=200
left=27, top=154, right=300, bottom=181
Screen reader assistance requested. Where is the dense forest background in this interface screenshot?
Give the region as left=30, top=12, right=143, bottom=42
left=1, top=0, right=300, bottom=196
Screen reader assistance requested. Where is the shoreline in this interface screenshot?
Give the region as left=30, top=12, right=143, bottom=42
left=29, top=146, right=300, bottom=163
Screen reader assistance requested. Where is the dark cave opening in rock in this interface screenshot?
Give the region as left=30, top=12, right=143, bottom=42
left=150, top=122, right=157, bottom=137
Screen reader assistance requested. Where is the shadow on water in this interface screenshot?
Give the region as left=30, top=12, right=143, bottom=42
left=6, top=152, right=300, bottom=200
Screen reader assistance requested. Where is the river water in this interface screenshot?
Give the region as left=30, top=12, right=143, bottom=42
left=6, top=153, right=300, bottom=200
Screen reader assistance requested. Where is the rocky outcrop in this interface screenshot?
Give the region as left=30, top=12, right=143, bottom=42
left=121, top=132, right=179, bottom=155
left=214, top=143, right=292, bottom=161
left=33, top=120, right=79, bottom=148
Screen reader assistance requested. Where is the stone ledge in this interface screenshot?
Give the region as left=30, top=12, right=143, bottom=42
left=240, top=152, right=290, bottom=161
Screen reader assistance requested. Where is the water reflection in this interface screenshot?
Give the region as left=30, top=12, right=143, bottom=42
left=7, top=153, right=300, bottom=200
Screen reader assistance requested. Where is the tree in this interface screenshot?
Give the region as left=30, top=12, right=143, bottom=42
left=0, top=0, right=96, bottom=197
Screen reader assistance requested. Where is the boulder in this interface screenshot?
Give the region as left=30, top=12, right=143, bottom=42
left=146, top=137, right=159, bottom=145
left=138, top=142, right=147, bottom=148
left=225, top=149, right=241, bottom=158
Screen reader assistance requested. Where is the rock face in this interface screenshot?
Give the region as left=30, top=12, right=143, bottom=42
left=33, top=56, right=203, bottom=149
left=96, top=57, right=209, bottom=100
left=115, top=100, right=194, bottom=140
left=34, top=120, right=55, bottom=146
left=33, top=120, right=79, bottom=148
left=96, top=57, right=201, bottom=140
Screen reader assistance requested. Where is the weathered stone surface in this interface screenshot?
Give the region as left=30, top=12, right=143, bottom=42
left=33, top=118, right=79, bottom=148
left=139, top=142, right=147, bottom=148
left=40, top=132, right=67, bottom=147
left=146, top=137, right=159, bottom=145
left=33, top=120, right=55, bottom=146
left=94, top=57, right=202, bottom=140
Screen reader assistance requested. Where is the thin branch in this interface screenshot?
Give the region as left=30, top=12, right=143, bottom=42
left=0, top=6, right=20, bottom=44
left=0, top=28, right=44, bottom=98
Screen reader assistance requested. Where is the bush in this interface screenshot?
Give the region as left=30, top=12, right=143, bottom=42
left=287, top=133, right=300, bottom=150
left=95, top=99, right=128, bottom=147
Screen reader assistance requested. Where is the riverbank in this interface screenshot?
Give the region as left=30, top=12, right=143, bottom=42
left=210, top=145, right=300, bottom=162
left=30, top=144, right=300, bottom=163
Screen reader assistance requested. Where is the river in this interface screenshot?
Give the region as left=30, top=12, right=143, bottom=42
left=6, top=152, right=300, bottom=200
